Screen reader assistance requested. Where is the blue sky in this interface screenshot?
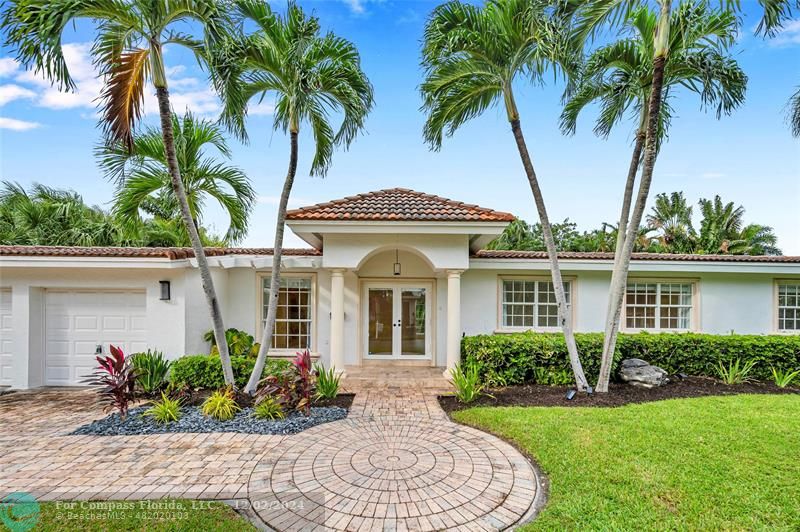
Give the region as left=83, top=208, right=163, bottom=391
left=1, top=1, right=799, bottom=252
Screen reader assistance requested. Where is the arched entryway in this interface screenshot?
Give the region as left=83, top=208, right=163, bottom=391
left=357, top=249, right=437, bottom=363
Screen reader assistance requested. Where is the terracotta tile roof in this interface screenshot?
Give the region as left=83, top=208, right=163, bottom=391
left=0, top=246, right=320, bottom=260
left=286, top=188, right=516, bottom=222
left=473, top=250, right=800, bottom=263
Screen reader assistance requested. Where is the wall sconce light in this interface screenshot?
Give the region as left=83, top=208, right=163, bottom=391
left=393, top=248, right=401, bottom=276
left=159, top=280, right=171, bottom=301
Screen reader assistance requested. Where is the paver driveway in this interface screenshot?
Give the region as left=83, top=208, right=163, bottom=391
left=0, top=375, right=541, bottom=531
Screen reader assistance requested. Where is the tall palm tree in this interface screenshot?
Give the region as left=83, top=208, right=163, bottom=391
left=421, top=0, right=590, bottom=390
left=215, top=0, right=374, bottom=394
left=99, top=112, right=256, bottom=245
left=572, top=0, right=745, bottom=392
left=646, top=191, right=696, bottom=253
left=1, top=0, right=237, bottom=385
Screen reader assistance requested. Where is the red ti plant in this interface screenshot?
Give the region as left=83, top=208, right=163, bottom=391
left=255, top=350, right=316, bottom=416
left=292, top=349, right=314, bottom=415
left=83, top=345, right=138, bottom=420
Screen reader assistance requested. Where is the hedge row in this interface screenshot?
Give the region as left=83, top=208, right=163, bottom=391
left=462, top=332, right=800, bottom=386
left=169, top=355, right=292, bottom=389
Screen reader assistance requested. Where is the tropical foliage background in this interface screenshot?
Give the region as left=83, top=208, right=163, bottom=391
left=488, top=191, right=780, bottom=255
left=0, top=181, right=226, bottom=247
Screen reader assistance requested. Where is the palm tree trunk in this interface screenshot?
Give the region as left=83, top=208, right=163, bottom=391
left=509, top=117, right=589, bottom=391
left=597, top=1, right=672, bottom=392
left=155, top=85, right=234, bottom=386
left=245, top=130, right=299, bottom=394
left=596, top=128, right=645, bottom=392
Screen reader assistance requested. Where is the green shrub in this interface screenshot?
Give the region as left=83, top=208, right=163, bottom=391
left=131, top=350, right=171, bottom=394
left=462, top=332, right=800, bottom=386
left=169, top=355, right=291, bottom=390
left=314, top=363, right=340, bottom=400
left=143, top=392, right=182, bottom=424
left=771, top=367, right=800, bottom=388
left=204, top=328, right=260, bottom=358
left=450, top=363, right=487, bottom=403
left=202, top=387, right=241, bottom=421
left=254, top=397, right=285, bottom=420
left=717, top=358, right=757, bottom=385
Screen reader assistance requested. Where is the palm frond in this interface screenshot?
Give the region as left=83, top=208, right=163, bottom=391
left=100, top=48, right=150, bottom=149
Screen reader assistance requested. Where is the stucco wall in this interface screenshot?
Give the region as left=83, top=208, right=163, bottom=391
left=462, top=267, right=787, bottom=335
left=1, top=267, right=187, bottom=389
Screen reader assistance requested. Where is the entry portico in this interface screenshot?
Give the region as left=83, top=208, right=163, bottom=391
left=285, top=188, right=514, bottom=375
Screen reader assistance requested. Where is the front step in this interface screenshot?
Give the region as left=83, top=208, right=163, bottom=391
left=342, top=365, right=451, bottom=392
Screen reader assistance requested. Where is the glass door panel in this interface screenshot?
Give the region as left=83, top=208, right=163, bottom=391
left=367, top=288, right=394, bottom=356
left=400, top=288, right=426, bottom=356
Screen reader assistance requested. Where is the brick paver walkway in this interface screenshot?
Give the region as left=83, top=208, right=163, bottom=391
left=249, top=371, right=541, bottom=531
left=0, top=371, right=541, bottom=531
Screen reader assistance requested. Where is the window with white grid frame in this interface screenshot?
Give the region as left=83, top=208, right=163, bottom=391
left=262, top=276, right=312, bottom=350
left=501, top=279, right=570, bottom=329
left=625, top=282, right=693, bottom=331
left=777, top=283, right=800, bottom=331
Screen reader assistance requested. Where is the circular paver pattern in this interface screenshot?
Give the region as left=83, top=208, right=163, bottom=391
left=249, top=415, right=539, bottom=531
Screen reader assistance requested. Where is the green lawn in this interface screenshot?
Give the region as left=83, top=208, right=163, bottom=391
left=30, top=499, right=255, bottom=531
left=452, top=394, right=800, bottom=531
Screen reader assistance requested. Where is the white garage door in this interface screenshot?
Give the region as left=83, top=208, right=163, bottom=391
left=45, top=289, right=148, bottom=386
left=0, top=289, right=13, bottom=386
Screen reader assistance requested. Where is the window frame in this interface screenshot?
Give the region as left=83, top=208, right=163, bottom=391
left=621, top=278, right=699, bottom=333
left=255, top=271, right=317, bottom=353
left=774, top=279, right=800, bottom=334
left=496, top=275, right=577, bottom=333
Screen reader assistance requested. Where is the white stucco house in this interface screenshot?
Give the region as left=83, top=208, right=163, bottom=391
left=1, top=188, right=799, bottom=390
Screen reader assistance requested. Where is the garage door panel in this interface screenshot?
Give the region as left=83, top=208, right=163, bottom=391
left=45, top=289, right=147, bottom=386
left=131, top=316, right=147, bottom=331
left=74, top=315, right=100, bottom=331
left=101, top=315, right=127, bottom=331
left=0, top=289, right=12, bottom=386
left=46, top=314, right=71, bottom=330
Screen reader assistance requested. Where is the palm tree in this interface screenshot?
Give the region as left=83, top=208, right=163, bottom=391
left=99, top=112, right=256, bottom=245
left=215, top=0, right=374, bottom=394
left=646, top=191, right=696, bottom=253
left=421, top=0, right=590, bottom=390
left=572, top=0, right=745, bottom=392
left=1, top=0, right=237, bottom=385
left=732, top=224, right=781, bottom=256
left=0, top=181, right=120, bottom=246
left=789, top=88, right=800, bottom=138
left=697, top=196, right=781, bottom=255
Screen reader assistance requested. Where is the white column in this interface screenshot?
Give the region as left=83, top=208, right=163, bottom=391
left=444, top=270, right=463, bottom=378
left=329, top=269, right=346, bottom=376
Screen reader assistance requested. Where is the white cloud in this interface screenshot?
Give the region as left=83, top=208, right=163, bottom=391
left=0, top=58, right=20, bottom=78
left=0, top=116, right=41, bottom=130
left=8, top=42, right=229, bottom=118
left=0, top=84, right=36, bottom=106
left=249, top=101, right=275, bottom=116
left=342, top=0, right=365, bottom=14
left=700, top=172, right=725, bottom=179
left=769, top=19, right=800, bottom=47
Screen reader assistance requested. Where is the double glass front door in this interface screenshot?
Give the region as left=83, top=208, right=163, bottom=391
left=364, top=282, right=431, bottom=359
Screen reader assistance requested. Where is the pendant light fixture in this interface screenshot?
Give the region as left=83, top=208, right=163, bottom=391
left=393, top=247, right=401, bottom=276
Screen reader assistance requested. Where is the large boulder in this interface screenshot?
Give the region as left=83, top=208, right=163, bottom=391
left=619, top=358, right=669, bottom=388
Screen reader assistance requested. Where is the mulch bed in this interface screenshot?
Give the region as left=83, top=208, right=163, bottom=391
left=315, top=393, right=355, bottom=410
left=439, top=376, right=799, bottom=414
